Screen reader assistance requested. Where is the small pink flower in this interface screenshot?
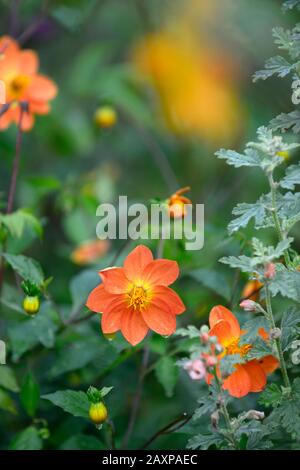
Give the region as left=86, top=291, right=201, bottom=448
left=183, top=359, right=206, bottom=380
left=264, top=263, right=276, bottom=279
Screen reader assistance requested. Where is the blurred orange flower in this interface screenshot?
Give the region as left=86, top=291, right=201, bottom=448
left=241, top=279, right=263, bottom=302
left=0, top=36, right=57, bottom=131
left=133, top=32, right=243, bottom=145
left=208, top=305, right=278, bottom=398
left=86, top=244, right=185, bottom=345
left=71, top=239, right=110, bottom=265
left=168, top=186, right=191, bottom=218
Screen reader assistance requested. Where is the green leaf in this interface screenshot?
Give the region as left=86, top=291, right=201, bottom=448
left=69, top=269, right=100, bottom=317
left=219, top=255, right=255, bottom=273
left=187, top=433, right=224, bottom=450
left=21, top=373, right=40, bottom=417
left=281, top=164, right=300, bottom=190
left=60, top=434, right=104, bottom=450
left=189, top=268, right=231, bottom=301
left=215, top=148, right=261, bottom=168
left=281, top=307, right=300, bottom=351
left=193, top=392, right=216, bottom=421
left=0, top=210, right=42, bottom=239
left=10, top=426, right=42, bottom=450
left=48, top=336, right=116, bottom=378
left=220, top=354, right=243, bottom=376
left=228, top=197, right=267, bottom=234
left=155, top=356, right=178, bottom=398
left=0, top=388, right=17, bottom=414
left=2, top=253, right=44, bottom=285
left=0, top=366, right=19, bottom=392
left=8, top=301, right=59, bottom=360
left=253, top=56, right=295, bottom=82
left=269, top=266, right=300, bottom=302
left=240, top=316, right=270, bottom=344
left=259, top=383, right=283, bottom=408
left=42, top=390, right=90, bottom=419
left=270, top=111, right=300, bottom=134
left=283, top=0, right=300, bottom=11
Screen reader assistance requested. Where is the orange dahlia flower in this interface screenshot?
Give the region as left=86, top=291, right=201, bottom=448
left=168, top=186, right=191, bottom=218
left=71, top=239, right=110, bottom=265
left=86, top=244, right=185, bottom=346
left=241, top=279, right=263, bottom=302
left=0, top=36, right=57, bottom=131
left=208, top=305, right=278, bottom=398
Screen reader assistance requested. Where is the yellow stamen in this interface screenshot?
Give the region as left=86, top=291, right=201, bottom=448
left=225, top=338, right=251, bottom=357
left=127, top=284, right=150, bottom=311
left=8, top=74, right=31, bottom=100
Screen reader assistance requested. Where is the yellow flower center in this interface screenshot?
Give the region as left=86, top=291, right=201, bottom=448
left=225, top=338, right=251, bottom=357
left=127, top=284, right=150, bottom=311
left=8, top=74, right=31, bottom=100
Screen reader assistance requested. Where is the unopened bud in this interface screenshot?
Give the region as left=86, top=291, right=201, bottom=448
left=239, top=299, right=260, bottom=312
left=211, top=410, right=220, bottom=431
left=205, top=355, right=218, bottom=367
left=269, top=327, right=281, bottom=340
left=245, top=410, right=265, bottom=421
left=264, top=262, right=276, bottom=279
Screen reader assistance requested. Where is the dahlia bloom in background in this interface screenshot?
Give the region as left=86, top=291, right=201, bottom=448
left=133, top=31, right=243, bottom=145
left=168, top=186, right=191, bottom=218
left=208, top=305, right=278, bottom=398
left=71, top=239, right=110, bottom=265
left=0, top=36, right=57, bottom=131
left=86, top=245, right=185, bottom=345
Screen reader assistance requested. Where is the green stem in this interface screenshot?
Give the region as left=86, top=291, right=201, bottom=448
left=265, top=284, right=291, bottom=390
left=268, top=173, right=292, bottom=269
left=213, top=367, right=238, bottom=449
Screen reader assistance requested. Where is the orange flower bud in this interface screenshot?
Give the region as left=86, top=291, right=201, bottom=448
left=168, top=186, right=191, bottom=218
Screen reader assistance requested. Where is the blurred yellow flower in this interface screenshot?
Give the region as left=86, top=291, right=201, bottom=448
left=133, top=32, right=244, bottom=145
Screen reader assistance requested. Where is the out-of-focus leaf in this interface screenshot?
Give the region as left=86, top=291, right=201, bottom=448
left=8, top=302, right=59, bottom=360
left=20, top=373, right=40, bottom=417
left=10, top=426, right=42, bottom=450
left=48, top=336, right=115, bottom=378
left=42, top=390, right=90, bottom=419
left=0, top=366, right=19, bottom=392
left=2, top=253, right=44, bottom=285
left=155, top=356, right=178, bottom=398
left=270, top=111, right=300, bottom=133
left=69, top=269, right=100, bottom=315
left=0, top=209, right=42, bottom=238
left=280, top=307, right=300, bottom=351
left=187, top=433, right=224, bottom=450
left=0, top=388, right=17, bottom=414
left=189, top=268, right=231, bottom=301
left=60, top=434, right=104, bottom=450
left=280, top=164, right=300, bottom=190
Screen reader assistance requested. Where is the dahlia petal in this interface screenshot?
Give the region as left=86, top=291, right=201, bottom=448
left=86, top=284, right=116, bottom=312
left=141, top=303, right=176, bottom=336
left=101, top=305, right=124, bottom=334
left=19, top=50, right=39, bottom=75
left=30, top=101, right=50, bottom=115
left=142, top=259, right=179, bottom=286
left=124, top=244, right=153, bottom=281
left=0, top=107, right=14, bottom=130
left=121, top=307, right=149, bottom=345
left=152, top=285, right=185, bottom=315
left=27, top=75, right=58, bottom=102
left=222, top=365, right=251, bottom=398
left=258, top=355, right=279, bottom=375
left=99, top=267, right=130, bottom=294
left=209, top=305, right=240, bottom=338
left=209, top=319, right=233, bottom=346
left=243, top=360, right=267, bottom=392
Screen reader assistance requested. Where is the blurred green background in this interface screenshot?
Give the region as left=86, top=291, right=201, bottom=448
left=0, top=0, right=299, bottom=450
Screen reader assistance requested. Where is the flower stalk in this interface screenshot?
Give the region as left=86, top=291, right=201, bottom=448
left=264, top=283, right=291, bottom=390
left=268, top=172, right=292, bottom=269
